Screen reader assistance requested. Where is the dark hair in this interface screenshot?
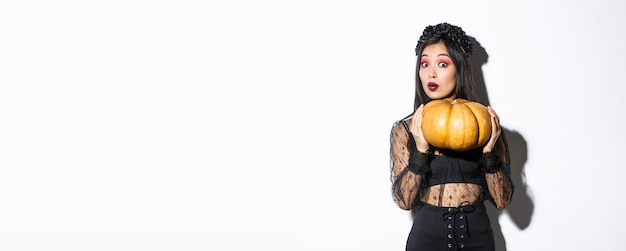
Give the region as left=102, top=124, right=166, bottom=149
left=413, top=23, right=479, bottom=111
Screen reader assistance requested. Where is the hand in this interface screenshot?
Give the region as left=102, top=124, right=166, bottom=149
left=482, top=106, right=502, bottom=153
left=410, top=104, right=430, bottom=153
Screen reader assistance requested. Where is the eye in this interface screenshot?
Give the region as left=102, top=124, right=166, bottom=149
left=420, top=62, right=429, bottom=68
left=438, top=62, right=448, bottom=67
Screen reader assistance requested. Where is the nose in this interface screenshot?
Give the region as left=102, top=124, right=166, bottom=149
left=428, top=68, right=436, bottom=78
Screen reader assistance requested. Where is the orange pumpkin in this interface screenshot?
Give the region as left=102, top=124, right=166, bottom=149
left=421, top=98, right=492, bottom=151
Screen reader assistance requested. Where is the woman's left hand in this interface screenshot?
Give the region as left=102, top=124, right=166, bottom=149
left=482, top=106, right=502, bottom=153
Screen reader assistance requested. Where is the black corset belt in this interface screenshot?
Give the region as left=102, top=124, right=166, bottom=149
left=442, top=201, right=475, bottom=250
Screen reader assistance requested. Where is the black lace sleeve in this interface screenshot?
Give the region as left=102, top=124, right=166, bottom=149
left=481, top=133, right=514, bottom=209
left=389, top=117, right=426, bottom=210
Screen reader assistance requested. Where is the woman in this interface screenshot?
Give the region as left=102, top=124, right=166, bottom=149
left=389, top=23, right=513, bottom=251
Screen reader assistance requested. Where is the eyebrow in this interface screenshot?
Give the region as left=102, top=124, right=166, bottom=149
left=421, top=53, right=451, bottom=57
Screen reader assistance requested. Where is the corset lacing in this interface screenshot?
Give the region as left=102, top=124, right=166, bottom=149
left=442, top=201, right=475, bottom=250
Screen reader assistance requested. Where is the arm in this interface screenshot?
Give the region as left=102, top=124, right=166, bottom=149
left=483, top=136, right=513, bottom=209
left=390, top=119, right=431, bottom=210
left=481, top=106, right=513, bottom=209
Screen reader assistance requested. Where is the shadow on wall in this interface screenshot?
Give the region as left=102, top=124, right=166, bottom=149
left=471, top=37, right=535, bottom=251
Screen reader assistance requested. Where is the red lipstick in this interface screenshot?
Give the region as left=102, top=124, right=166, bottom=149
left=427, top=82, right=439, bottom=91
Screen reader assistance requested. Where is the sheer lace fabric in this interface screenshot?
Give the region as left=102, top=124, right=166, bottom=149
left=390, top=115, right=513, bottom=210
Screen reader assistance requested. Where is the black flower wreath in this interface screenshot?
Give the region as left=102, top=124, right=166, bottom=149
left=415, top=22, right=474, bottom=56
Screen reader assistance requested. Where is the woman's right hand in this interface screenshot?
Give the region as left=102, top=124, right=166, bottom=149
left=410, top=104, right=430, bottom=153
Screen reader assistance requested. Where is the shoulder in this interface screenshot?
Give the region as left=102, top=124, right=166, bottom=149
left=390, top=114, right=414, bottom=135
left=391, top=114, right=413, bottom=129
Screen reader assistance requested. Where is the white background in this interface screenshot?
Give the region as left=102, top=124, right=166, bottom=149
left=1, top=0, right=625, bottom=250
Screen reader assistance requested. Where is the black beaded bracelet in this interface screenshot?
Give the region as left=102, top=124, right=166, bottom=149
left=407, top=151, right=430, bottom=175
left=482, top=151, right=501, bottom=173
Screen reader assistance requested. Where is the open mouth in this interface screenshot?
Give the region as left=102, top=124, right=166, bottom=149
left=427, top=82, right=439, bottom=91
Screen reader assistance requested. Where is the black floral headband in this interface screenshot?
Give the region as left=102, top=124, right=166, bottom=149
left=415, top=22, right=474, bottom=56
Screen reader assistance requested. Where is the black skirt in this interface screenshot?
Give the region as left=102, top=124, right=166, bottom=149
left=406, top=201, right=494, bottom=251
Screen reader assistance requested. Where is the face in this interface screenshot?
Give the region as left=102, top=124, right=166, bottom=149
left=419, top=41, right=457, bottom=100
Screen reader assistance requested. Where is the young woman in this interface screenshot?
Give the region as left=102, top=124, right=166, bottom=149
left=389, top=23, right=514, bottom=251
